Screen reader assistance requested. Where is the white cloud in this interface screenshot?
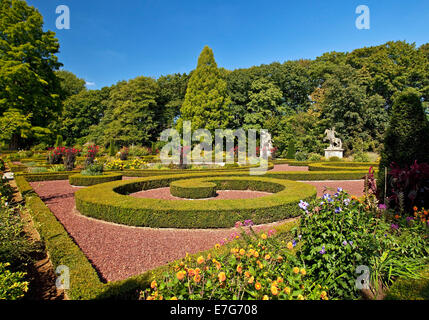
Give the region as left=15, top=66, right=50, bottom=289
left=85, top=81, right=95, bottom=86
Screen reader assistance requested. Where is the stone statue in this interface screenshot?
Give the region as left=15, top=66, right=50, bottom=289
left=324, top=127, right=342, bottom=150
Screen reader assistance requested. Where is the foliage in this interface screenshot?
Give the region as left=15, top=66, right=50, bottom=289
left=55, top=135, right=63, bottom=148
left=69, top=173, right=122, bottom=186
left=285, top=140, right=296, bottom=159
left=142, top=225, right=327, bottom=300
left=308, top=153, right=322, bottom=162
left=378, top=88, right=429, bottom=203
left=0, top=262, right=28, bottom=300
left=55, top=70, right=86, bottom=100
left=119, top=147, right=128, bottom=161
left=80, top=163, right=104, bottom=176
left=47, top=164, right=66, bottom=172
left=128, top=145, right=151, bottom=157
left=170, top=180, right=217, bottom=199
left=387, top=161, right=429, bottom=213
left=0, top=177, right=14, bottom=202
left=177, top=46, right=232, bottom=132
left=294, top=189, right=429, bottom=299
left=108, top=139, right=116, bottom=157
left=0, top=0, right=62, bottom=149
left=294, top=152, right=308, bottom=161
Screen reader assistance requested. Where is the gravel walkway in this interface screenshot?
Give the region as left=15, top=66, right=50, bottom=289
left=270, top=164, right=309, bottom=172
left=29, top=180, right=292, bottom=282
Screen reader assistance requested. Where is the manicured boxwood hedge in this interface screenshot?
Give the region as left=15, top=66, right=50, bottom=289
left=170, top=180, right=217, bottom=199
left=15, top=171, right=76, bottom=182
left=75, top=174, right=316, bottom=228
left=69, top=173, right=123, bottom=186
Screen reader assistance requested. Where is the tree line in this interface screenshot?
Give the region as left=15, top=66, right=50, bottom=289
left=1, top=0, right=428, bottom=157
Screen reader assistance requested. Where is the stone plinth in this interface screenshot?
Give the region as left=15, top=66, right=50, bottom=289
left=324, top=148, right=344, bottom=159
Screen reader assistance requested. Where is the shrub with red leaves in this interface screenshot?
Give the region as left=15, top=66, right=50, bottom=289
left=388, top=160, right=429, bottom=212
left=85, top=145, right=99, bottom=167
left=63, top=147, right=80, bottom=171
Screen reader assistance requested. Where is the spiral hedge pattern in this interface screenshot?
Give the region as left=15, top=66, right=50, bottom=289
left=75, top=173, right=317, bottom=228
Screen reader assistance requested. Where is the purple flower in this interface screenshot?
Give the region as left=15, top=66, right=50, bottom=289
left=319, top=246, right=326, bottom=254
left=244, top=219, right=254, bottom=227
left=344, top=198, right=350, bottom=206
left=235, top=221, right=243, bottom=228
left=406, top=217, right=414, bottom=222
left=334, top=192, right=339, bottom=198
left=298, top=235, right=302, bottom=240
left=378, top=204, right=387, bottom=210
left=292, top=240, right=297, bottom=247
left=349, top=241, right=353, bottom=245
left=299, top=200, right=309, bottom=210
left=337, top=187, right=343, bottom=192
left=391, top=223, right=399, bottom=230
left=342, top=240, right=348, bottom=246
left=320, top=201, right=325, bottom=206
left=335, top=207, right=342, bottom=213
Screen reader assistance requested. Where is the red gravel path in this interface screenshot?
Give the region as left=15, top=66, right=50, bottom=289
left=301, top=180, right=364, bottom=197
left=28, top=180, right=290, bottom=282
left=130, top=188, right=272, bottom=200
left=270, top=164, right=309, bottom=172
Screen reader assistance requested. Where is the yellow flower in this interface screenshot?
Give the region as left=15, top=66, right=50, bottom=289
left=244, top=271, right=251, bottom=278
left=195, top=268, right=201, bottom=275
left=321, top=291, right=328, bottom=299
left=277, top=277, right=283, bottom=283
left=255, top=282, right=262, bottom=290
left=239, top=248, right=246, bottom=255
left=197, top=256, right=205, bottom=264
left=297, top=294, right=304, bottom=300
left=218, top=272, right=226, bottom=282
left=287, top=242, right=294, bottom=250
left=300, top=268, right=306, bottom=276
left=150, top=280, right=157, bottom=289
left=264, top=254, right=271, bottom=260
left=271, top=285, right=279, bottom=296
left=293, top=267, right=300, bottom=274
left=187, top=268, right=195, bottom=277
left=261, top=233, right=267, bottom=240
left=214, top=243, right=221, bottom=249
left=253, top=251, right=259, bottom=258
left=284, top=286, right=291, bottom=295
left=236, top=265, right=243, bottom=274
left=170, top=296, right=178, bottom=300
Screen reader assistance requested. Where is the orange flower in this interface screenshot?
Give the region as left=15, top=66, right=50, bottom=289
left=239, top=248, right=246, bottom=256
left=300, top=268, right=306, bottom=276
left=254, top=251, right=260, bottom=258
left=271, top=285, right=279, bottom=296
left=176, top=270, right=186, bottom=281
left=277, top=255, right=283, bottom=262
left=218, top=272, right=226, bottom=282
left=197, top=256, right=205, bottom=264
left=255, top=282, right=262, bottom=290
left=150, top=280, right=157, bottom=289
left=293, top=267, right=300, bottom=274
left=264, top=254, right=271, bottom=260
left=187, top=268, right=195, bottom=277
left=413, top=206, right=418, bottom=211
left=321, top=291, right=328, bottom=299
left=277, top=277, right=283, bottom=283
left=261, top=233, right=267, bottom=240
left=195, top=268, right=201, bottom=275
left=287, top=242, right=294, bottom=250
left=193, top=274, right=201, bottom=283
left=424, top=211, right=428, bottom=216
left=284, top=286, right=291, bottom=295
left=395, top=215, right=400, bottom=219
left=248, top=276, right=254, bottom=284
left=297, top=294, right=304, bottom=300
left=244, top=271, right=251, bottom=278
left=236, top=265, right=243, bottom=274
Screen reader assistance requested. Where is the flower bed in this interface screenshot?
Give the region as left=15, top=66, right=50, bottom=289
left=69, top=173, right=123, bottom=186
left=170, top=180, right=217, bottom=199
left=75, top=174, right=316, bottom=228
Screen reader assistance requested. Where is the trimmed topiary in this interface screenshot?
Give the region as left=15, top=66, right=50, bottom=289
left=75, top=174, right=317, bottom=228
left=170, top=180, right=217, bottom=199
left=69, top=173, right=123, bottom=186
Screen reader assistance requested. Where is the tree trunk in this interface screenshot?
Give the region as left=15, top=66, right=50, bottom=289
left=9, top=133, right=20, bottom=150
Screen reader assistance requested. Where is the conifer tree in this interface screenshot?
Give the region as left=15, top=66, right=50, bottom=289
left=177, top=46, right=232, bottom=132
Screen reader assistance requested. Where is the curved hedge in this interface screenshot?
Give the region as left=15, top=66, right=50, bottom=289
left=308, top=162, right=377, bottom=172
left=75, top=174, right=316, bottom=228
left=69, top=173, right=123, bottom=186
left=170, top=180, right=217, bottom=199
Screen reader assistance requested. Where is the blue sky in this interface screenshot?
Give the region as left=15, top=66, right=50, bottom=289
left=28, top=0, right=429, bottom=90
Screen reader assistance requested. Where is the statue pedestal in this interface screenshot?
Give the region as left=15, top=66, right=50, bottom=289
left=324, top=148, right=344, bottom=159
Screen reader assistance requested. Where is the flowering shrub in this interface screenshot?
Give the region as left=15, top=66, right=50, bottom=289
left=85, top=145, right=99, bottom=167
left=63, top=147, right=80, bottom=171
left=141, top=223, right=328, bottom=300
left=47, top=146, right=65, bottom=164
left=104, top=159, right=147, bottom=170
left=0, top=262, right=28, bottom=300
left=119, top=147, right=129, bottom=161
left=295, top=188, right=429, bottom=299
